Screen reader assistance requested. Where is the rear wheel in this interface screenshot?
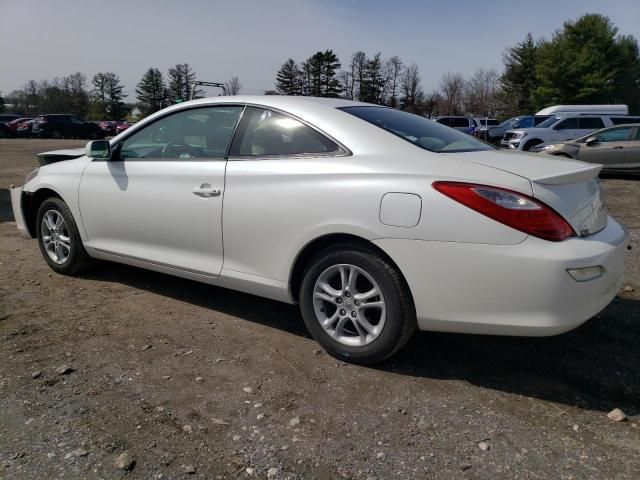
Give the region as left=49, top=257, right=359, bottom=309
left=299, top=244, right=416, bottom=364
left=36, top=198, right=91, bottom=275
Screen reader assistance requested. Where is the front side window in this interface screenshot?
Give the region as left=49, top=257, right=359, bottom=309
left=514, top=117, right=533, bottom=128
left=119, top=106, right=243, bottom=160
left=230, top=107, right=340, bottom=157
left=341, top=106, right=493, bottom=153
left=554, top=118, right=579, bottom=130
left=594, top=127, right=632, bottom=142
left=579, top=117, right=605, bottom=129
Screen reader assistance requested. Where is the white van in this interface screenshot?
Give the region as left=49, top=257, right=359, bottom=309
left=536, top=105, right=629, bottom=116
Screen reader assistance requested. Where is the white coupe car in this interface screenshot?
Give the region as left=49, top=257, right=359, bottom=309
left=10, top=96, right=628, bottom=364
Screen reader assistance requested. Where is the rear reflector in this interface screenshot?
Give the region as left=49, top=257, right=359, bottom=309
left=432, top=181, right=575, bottom=242
left=567, top=266, right=604, bottom=282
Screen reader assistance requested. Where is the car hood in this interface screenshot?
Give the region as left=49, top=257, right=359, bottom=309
left=37, top=148, right=85, bottom=166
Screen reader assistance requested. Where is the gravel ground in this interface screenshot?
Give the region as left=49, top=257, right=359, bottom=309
left=1, top=139, right=639, bottom=480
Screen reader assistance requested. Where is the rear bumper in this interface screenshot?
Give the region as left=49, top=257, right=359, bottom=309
left=10, top=186, right=30, bottom=237
left=374, top=216, right=628, bottom=336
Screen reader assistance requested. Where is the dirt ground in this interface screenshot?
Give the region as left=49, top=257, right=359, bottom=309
left=1, top=138, right=639, bottom=480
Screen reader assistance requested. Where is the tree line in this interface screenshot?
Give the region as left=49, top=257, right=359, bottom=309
left=271, top=14, right=640, bottom=117
left=2, top=64, right=242, bottom=120
left=2, top=14, right=638, bottom=120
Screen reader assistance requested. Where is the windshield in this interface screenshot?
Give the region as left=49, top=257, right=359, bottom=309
left=535, top=115, right=563, bottom=129
left=340, top=106, right=494, bottom=153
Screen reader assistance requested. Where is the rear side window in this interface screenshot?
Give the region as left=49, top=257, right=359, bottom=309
left=579, top=117, right=605, bottom=129
left=555, top=118, right=579, bottom=130
left=451, top=118, right=470, bottom=128
left=435, top=118, right=450, bottom=126
left=611, top=117, right=640, bottom=125
left=595, top=127, right=632, bottom=142
left=230, top=107, right=340, bottom=157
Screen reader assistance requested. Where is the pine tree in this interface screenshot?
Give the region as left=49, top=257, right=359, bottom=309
left=498, top=33, right=539, bottom=115
left=167, top=63, right=201, bottom=103
left=300, top=50, right=341, bottom=97
left=91, top=72, right=127, bottom=120
left=359, top=53, right=385, bottom=104
left=275, top=59, right=302, bottom=95
left=136, top=68, right=167, bottom=115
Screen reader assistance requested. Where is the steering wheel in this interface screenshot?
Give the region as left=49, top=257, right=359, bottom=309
left=161, top=141, right=197, bottom=159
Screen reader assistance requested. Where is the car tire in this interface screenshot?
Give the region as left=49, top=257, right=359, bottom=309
left=552, top=152, right=573, bottom=158
left=523, top=139, right=543, bottom=151
left=36, top=197, right=92, bottom=276
left=299, top=243, right=416, bottom=365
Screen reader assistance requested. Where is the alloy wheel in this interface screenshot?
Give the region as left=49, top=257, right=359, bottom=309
left=41, top=209, right=71, bottom=264
left=312, top=264, right=386, bottom=346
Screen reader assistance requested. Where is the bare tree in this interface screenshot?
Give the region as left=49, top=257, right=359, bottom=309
left=385, top=56, right=404, bottom=108
left=400, top=63, right=423, bottom=112
left=464, top=68, right=500, bottom=116
left=439, top=72, right=465, bottom=115
left=225, top=76, right=242, bottom=96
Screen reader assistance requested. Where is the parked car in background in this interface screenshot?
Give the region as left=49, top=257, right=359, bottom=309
left=536, top=104, right=629, bottom=116
left=16, top=120, right=35, bottom=138
left=32, top=114, right=105, bottom=139
left=434, top=116, right=477, bottom=134
left=532, top=123, right=640, bottom=174
left=0, top=114, right=23, bottom=138
left=7, top=118, right=34, bottom=137
left=115, top=121, right=135, bottom=135
left=10, top=96, right=627, bottom=364
left=97, top=121, right=118, bottom=136
left=0, top=114, right=22, bottom=123
left=502, top=114, right=640, bottom=151
left=480, top=115, right=551, bottom=144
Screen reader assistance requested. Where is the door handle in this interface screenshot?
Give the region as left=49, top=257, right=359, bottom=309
left=193, top=184, right=221, bottom=197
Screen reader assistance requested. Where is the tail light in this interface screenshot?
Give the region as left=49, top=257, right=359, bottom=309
left=432, top=181, right=575, bottom=242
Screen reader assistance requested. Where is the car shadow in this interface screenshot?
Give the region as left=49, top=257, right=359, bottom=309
left=85, top=262, right=639, bottom=415
left=0, top=188, right=15, bottom=223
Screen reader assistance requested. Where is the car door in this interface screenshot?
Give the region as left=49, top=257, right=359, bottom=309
left=576, top=116, right=606, bottom=140
left=621, top=127, right=640, bottom=172
left=222, top=106, right=345, bottom=280
left=577, top=126, right=632, bottom=169
left=551, top=117, right=580, bottom=141
left=78, top=105, right=244, bottom=275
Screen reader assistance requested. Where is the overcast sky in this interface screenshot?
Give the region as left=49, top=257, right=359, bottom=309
left=1, top=0, right=639, bottom=98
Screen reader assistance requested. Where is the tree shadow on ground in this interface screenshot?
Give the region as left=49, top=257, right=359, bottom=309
left=85, top=262, right=640, bottom=415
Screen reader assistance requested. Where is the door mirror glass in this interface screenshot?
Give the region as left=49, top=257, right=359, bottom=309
left=585, top=136, right=598, bottom=146
left=86, top=140, right=111, bottom=159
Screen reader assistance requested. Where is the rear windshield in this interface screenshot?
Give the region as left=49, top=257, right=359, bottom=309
left=340, top=107, right=493, bottom=153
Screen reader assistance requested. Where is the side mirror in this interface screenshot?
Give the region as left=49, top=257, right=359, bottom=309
left=585, top=136, right=598, bottom=146
left=85, top=140, right=111, bottom=159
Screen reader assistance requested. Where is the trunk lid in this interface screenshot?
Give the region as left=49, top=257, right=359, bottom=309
left=444, top=149, right=608, bottom=237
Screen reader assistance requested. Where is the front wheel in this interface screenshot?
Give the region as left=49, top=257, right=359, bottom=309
left=36, top=197, right=92, bottom=275
left=299, top=244, right=416, bottom=364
